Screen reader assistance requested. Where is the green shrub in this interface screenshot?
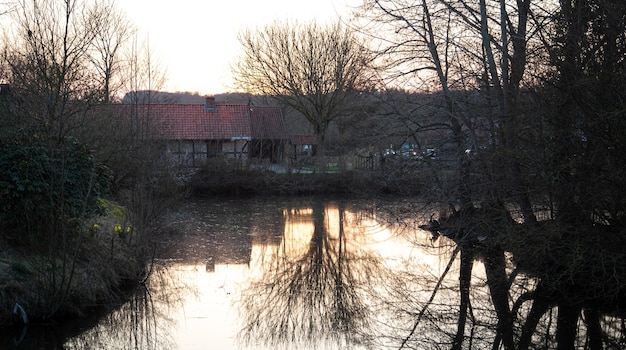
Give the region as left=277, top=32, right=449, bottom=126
left=0, top=135, right=110, bottom=247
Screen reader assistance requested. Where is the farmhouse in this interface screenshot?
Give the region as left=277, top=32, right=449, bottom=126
left=114, top=97, right=287, bottom=167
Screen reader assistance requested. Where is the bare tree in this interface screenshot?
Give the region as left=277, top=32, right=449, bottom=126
left=3, top=0, right=102, bottom=141
left=88, top=0, right=134, bottom=102
left=356, top=0, right=541, bottom=211
left=357, top=0, right=626, bottom=349
left=233, top=20, right=373, bottom=156
left=120, top=33, right=168, bottom=105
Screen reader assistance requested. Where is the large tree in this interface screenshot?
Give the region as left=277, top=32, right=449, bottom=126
left=357, top=0, right=626, bottom=349
left=3, top=0, right=102, bottom=142
left=233, top=20, right=374, bottom=156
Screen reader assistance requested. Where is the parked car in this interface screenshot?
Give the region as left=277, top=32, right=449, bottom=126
left=425, top=148, right=437, bottom=159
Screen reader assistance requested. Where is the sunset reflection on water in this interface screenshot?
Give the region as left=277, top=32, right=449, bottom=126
left=61, top=197, right=480, bottom=350
left=4, top=196, right=617, bottom=349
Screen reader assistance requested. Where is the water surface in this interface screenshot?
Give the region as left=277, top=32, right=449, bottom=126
left=4, top=196, right=625, bottom=349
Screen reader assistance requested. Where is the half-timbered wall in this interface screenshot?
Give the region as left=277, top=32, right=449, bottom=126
left=166, top=140, right=249, bottom=167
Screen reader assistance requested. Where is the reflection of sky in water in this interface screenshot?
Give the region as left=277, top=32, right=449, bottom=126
left=171, top=264, right=247, bottom=349
left=63, top=198, right=465, bottom=349
left=60, top=197, right=626, bottom=349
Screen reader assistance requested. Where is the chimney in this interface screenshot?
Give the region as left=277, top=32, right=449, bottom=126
left=204, top=96, right=216, bottom=112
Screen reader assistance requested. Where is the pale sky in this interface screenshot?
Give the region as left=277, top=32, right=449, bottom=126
left=120, top=0, right=360, bottom=95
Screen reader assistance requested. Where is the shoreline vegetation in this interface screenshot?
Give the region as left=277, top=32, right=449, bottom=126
left=0, top=166, right=426, bottom=329
left=0, top=199, right=147, bottom=329
left=187, top=158, right=434, bottom=197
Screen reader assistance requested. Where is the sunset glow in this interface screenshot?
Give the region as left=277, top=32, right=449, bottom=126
left=118, top=0, right=359, bottom=95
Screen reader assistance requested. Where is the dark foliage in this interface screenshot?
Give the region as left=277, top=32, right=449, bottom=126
left=0, top=131, right=110, bottom=248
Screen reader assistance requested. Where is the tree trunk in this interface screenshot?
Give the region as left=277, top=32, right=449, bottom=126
left=556, top=303, right=580, bottom=350
left=452, top=246, right=474, bottom=349
left=518, top=282, right=552, bottom=350
left=484, top=246, right=515, bottom=350
left=584, top=308, right=603, bottom=350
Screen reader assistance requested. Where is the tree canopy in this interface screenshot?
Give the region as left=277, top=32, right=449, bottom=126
left=233, top=20, right=374, bottom=155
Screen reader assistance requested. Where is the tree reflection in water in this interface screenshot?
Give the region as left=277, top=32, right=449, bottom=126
left=63, top=263, right=187, bottom=349
left=377, top=202, right=626, bottom=350
left=40, top=197, right=626, bottom=349
left=235, top=198, right=510, bottom=349
left=236, top=197, right=626, bottom=349
left=237, top=199, right=384, bottom=348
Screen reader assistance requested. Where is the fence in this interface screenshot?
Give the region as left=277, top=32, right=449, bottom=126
left=286, top=154, right=380, bottom=173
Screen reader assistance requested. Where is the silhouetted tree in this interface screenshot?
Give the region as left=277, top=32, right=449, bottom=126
left=357, top=0, right=626, bottom=348
left=233, top=20, right=374, bottom=156
left=89, top=0, right=134, bottom=103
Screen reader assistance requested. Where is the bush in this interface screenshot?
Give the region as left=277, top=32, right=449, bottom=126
left=0, top=135, right=110, bottom=248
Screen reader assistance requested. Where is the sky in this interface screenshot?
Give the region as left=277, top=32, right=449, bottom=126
left=119, top=0, right=360, bottom=95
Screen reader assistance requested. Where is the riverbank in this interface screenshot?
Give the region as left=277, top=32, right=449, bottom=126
left=0, top=201, right=147, bottom=329
left=186, top=164, right=433, bottom=197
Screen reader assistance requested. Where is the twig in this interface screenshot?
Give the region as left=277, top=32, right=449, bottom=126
left=399, top=245, right=460, bottom=349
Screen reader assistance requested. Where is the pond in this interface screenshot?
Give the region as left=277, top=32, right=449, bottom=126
left=3, top=196, right=626, bottom=349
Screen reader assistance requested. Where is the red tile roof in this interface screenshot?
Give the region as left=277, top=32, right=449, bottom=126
left=113, top=103, right=286, bottom=141
left=250, top=106, right=287, bottom=140
left=290, top=134, right=318, bottom=145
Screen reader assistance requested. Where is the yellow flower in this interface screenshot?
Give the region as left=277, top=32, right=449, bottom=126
left=114, top=225, right=122, bottom=232
left=126, top=226, right=132, bottom=233
left=92, top=223, right=99, bottom=230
